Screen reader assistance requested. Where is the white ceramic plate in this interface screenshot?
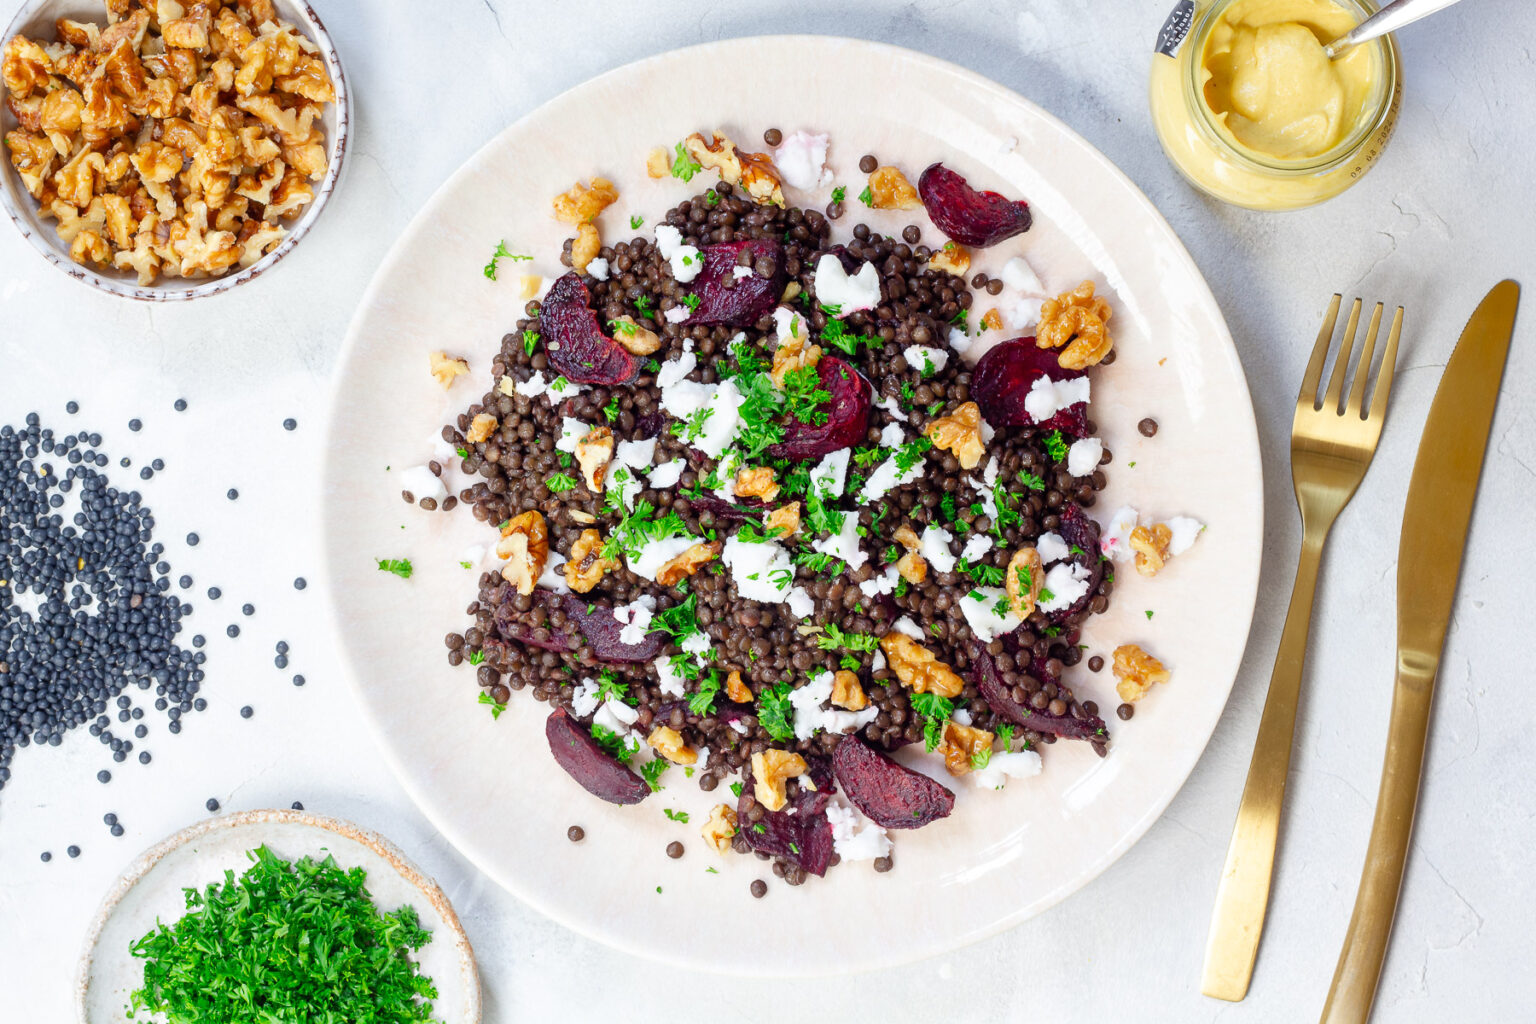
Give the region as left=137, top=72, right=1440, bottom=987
left=322, top=36, right=1262, bottom=975
left=76, top=809, right=480, bottom=1022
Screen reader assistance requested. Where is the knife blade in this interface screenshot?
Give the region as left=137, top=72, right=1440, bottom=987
left=1320, top=280, right=1520, bottom=1024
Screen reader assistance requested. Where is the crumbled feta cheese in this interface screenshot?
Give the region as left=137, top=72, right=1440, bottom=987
left=1038, top=561, right=1093, bottom=613
left=593, top=696, right=639, bottom=735
left=711, top=449, right=743, bottom=502
left=728, top=719, right=748, bottom=736
left=772, top=305, right=804, bottom=342
left=653, top=655, right=687, bottom=697
left=920, top=525, right=956, bottom=573
left=811, top=510, right=868, bottom=571
left=959, top=587, right=1021, bottom=643
left=514, top=370, right=550, bottom=399
left=872, top=649, right=886, bottom=672
left=1000, top=256, right=1045, bottom=294
left=826, top=799, right=892, bottom=861
left=773, top=130, right=832, bottom=190
left=787, top=586, right=814, bottom=618
left=681, top=631, right=711, bottom=657
left=903, top=345, right=949, bottom=377
left=646, top=458, right=686, bottom=489
left=948, top=327, right=975, bottom=357
left=809, top=447, right=850, bottom=499
left=1036, top=531, right=1070, bottom=564
left=399, top=465, right=445, bottom=504
left=571, top=678, right=601, bottom=719
left=1003, top=295, right=1045, bottom=331
left=1023, top=375, right=1091, bottom=424
left=547, top=375, right=586, bottom=399
left=654, top=225, right=703, bottom=283
left=879, top=421, right=905, bottom=447
left=616, top=437, right=656, bottom=472
left=813, top=253, right=881, bottom=313
left=971, top=474, right=998, bottom=519
left=663, top=305, right=690, bottom=324
left=613, top=596, right=657, bottom=646
left=732, top=265, right=754, bottom=280
left=971, top=749, right=1043, bottom=790
left=858, top=566, right=899, bottom=598
left=1067, top=437, right=1103, bottom=477
left=952, top=708, right=974, bottom=727
left=858, top=451, right=924, bottom=503
left=983, top=457, right=999, bottom=487
left=460, top=544, right=488, bottom=568
left=1100, top=506, right=1139, bottom=561
left=1167, top=516, right=1205, bottom=555
left=656, top=350, right=698, bottom=391
left=723, top=535, right=796, bottom=604
left=960, top=534, right=994, bottom=562
left=694, top=380, right=746, bottom=458
left=790, top=669, right=880, bottom=741
left=537, top=551, right=570, bottom=593
left=556, top=416, right=589, bottom=453
left=875, top=394, right=909, bottom=423
left=892, top=616, right=924, bottom=640
left=586, top=257, right=610, bottom=281
left=628, top=534, right=702, bottom=582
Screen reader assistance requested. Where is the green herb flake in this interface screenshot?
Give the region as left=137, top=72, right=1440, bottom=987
left=476, top=689, right=504, bottom=718
left=831, top=185, right=847, bottom=203
left=483, top=239, right=531, bottom=281
left=641, top=758, right=669, bottom=792
left=523, top=329, right=540, bottom=356
left=663, top=809, right=690, bottom=824
left=671, top=141, right=703, bottom=182
left=858, top=185, right=874, bottom=206
left=375, top=558, right=413, bottom=579
left=757, top=682, right=796, bottom=742
left=630, top=214, right=644, bottom=229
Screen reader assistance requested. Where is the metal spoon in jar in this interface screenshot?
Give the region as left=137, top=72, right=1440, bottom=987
left=1324, top=0, right=1468, bottom=59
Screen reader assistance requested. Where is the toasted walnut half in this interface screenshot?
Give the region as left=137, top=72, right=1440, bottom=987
left=700, top=803, right=739, bottom=854
left=496, top=511, right=549, bottom=596
left=645, top=146, right=670, bottom=178
left=980, top=307, right=1005, bottom=333
left=767, top=502, right=801, bottom=539
left=466, top=412, right=498, bottom=444
left=924, top=401, right=985, bottom=470
left=1129, top=524, right=1172, bottom=577
left=570, top=222, right=600, bottom=272
left=429, top=351, right=469, bottom=389
left=892, top=524, right=928, bottom=585
left=725, top=670, right=753, bottom=704
left=656, top=540, right=722, bottom=587
left=735, top=466, right=779, bottom=503
left=1037, top=280, right=1113, bottom=370
left=1005, top=546, right=1045, bottom=618
left=1114, top=643, right=1170, bottom=703
left=831, top=670, right=868, bottom=711
left=770, top=319, right=822, bottom=387
left=929, top=241, right=971, bottom=276
left=880, top=632, right=965, bottom=699
left=648, top=725, right=698, bottom=766
left=684, top=131, right=785, bottom=206
left=564, top=528, right=617, bottom=593
left=751, top=749, right=808, bottom=812
left=938, top=721, right=995, bottom=777
left=609, top=315, right=662, bottom=355
left=575, top=426, right=614, bottom=493
left=866, top=166, right=921, bottom=210
left=551, top=176, right=618, bottom=225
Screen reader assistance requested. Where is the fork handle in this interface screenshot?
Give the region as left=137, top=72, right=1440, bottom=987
left=1201, top=529, right=1327, bottom=1001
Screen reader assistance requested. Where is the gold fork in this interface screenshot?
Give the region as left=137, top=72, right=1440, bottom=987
left=1201, top=296, right=1404, bottom=1001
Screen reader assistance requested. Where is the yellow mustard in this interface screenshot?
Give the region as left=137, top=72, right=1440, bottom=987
left=1148, top=0, right=1400, bottom=210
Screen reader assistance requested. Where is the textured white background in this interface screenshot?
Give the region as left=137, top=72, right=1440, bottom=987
left=2, top=1, right=1533, bottom=1021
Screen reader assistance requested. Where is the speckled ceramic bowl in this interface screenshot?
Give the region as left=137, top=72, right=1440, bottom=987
left=0, top=0, right=350, bottom=301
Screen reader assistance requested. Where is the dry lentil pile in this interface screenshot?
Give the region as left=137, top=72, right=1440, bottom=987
left=440, top=178, right=1114, bottom=884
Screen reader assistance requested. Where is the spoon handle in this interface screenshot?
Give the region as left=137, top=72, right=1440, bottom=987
left=1324, top=0, right=1466, bottom=58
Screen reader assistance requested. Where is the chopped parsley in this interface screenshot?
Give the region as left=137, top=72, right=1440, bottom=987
left=757, top=682, right=795, bottom=742
left=687, top=671, right=721, bottom=716
left=1043, top=430, right=1069, bottom=462
left=595, top=669, right=629, bottom=705
left=652, top=593, right=700, bottom=643
left=730, top=782, right=744, bottom=798
left=960, top=559, right=1006, bottom=587
left=670, top=140, right=702, bottom=182
left=858, top=185, right=874, bottom=206
left=641, top=758, right=668, bottom=791
left=483, top=239, right=531, bottom=280
left=546, top=472, right=578, bottom=493
left=663, top=809, right=690, bottom=823
left=1146, top=609, right=1155, bottom=619
left=375, top=558, right=413, bottom=579
left=893, top=436, right=932, bottom=473
left=819, top=316, right=878, bottom=357
left=816, top=623, right=880, bottom=653
left=467, top=649, right=486, bottom=666
left=591, top=724, right=634, bottom=764
left=630, top=214, right=644, bottom=229
left=682, top=292, right=702, bottom=311
left=476, top=690, right=505, bottom=719
left=831, top=185, right=847, bottom=203
left=459, top=560, right=473, bottom=569
left=996, top=723, right=1015, bottom=749
left=634, top=295, right=656, bottom=319
left=911, top=692, right=954, bottom=752
left=602, top=396, right=621, bottom=423
left=608, top=318, right=637, bottom=336
left=523, top=329, right=540, bottom=356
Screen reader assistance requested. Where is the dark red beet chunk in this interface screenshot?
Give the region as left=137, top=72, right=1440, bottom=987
left=689, top=239, right=786, bottom=327
left=968, top=641, right=1109, bottom=743
left=542, top=272, right=639, bottom=386
left=918, top=162, right=1032, bottom=248
left=545, top=708, right=651, bottom=805
left=971, top=337, right=1089, bottom=437
left=561, top=594, right=664, bottom=663
left=831, top=736, right=954, bottom=829
left=494, top=595, right=577, bottom=653
left=765, top=356, right=872, bottom=460
left=737, top=756, right=836, bottom=876
left=685, top=495, right=761, bottom=523
left=1048, top=505, right=1104, bottom=623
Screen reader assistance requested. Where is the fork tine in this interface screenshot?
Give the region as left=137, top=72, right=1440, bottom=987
left=1300, top=295, right=1342, bottom=405
left=1366, top=306, right=1404, bottom=421
left=1322, top=298, right=1363, bottom=411
left=1345, top=302, right=1384, bottom=415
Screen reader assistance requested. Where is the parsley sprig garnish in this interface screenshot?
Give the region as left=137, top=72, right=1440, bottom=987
left=757, top=682, right=795, bottom=742
left=376, top=558, right=413, bottom=579
left=483, top=240, right=531, bottom=280
left=670, top=141, right=702, bottom=182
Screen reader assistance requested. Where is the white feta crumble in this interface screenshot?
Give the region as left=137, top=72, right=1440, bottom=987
left=1168, top=516, right=1205, bottom=555
left=710, top=449, right=743, bottom=502
left=790, top=669, right=879, bottom=741
left=959, top=534, right=994, bottom=562
left=826, top=800, right=892, bottom=861
left=663, top=305, right=691, bottom=325
left=593, top=696, right=639, bottom=735
left=1023, top=375, right=1091, bottom=424
left=728, top=719, right=748, bottom=736
left=809, top=447, right=850, bottom=499
left=513, top=370, right=550, bottom=399
left=773, top=130, right=833, bottom=190
left=628, top=534, right=702, bottom=582
left=959, top=587, right=1021, bottom=643
left=879, top=421, right=906, bottom=447
left=1000, top=256, right=1045, bottom=294
left=947, top=326, right=976, bottom=357
left=1100, top=505, right=1139, bottom=561
left=586, top=257, right=610, bottom=281
left=787, top=586, right=815, bottom=618
left=612, top=596, right=657, bottom=646
left=875, top=394, right=909, bottom=423
left=1067, top=437, right=1103, bottom=477
left=615, top=437, right=657, bottom=472
left=858, top=449, right=925, bottom=503
left=653, top=654, right=687, bottom=697
left=811, top=510, right=868, bottom=571
left=971, top=749, right=1043, bottom=790
left=654, top=224, right=703, bottom=283
left=892, top=616, right=924, bottom=640
left=732, top=265, right=755, bottom=280
left=645, top=458, right=686, bottom=489
left=1038, top=561, right=1093, bottom=613
left=903, top=345, right=949, bottom=377
left=1003, top=295, right=1045, bottom=332
left=983, top=457, right=1000, bottom=487
left=858, top=566, right=899, bottom=598
left=459, top=544, right=488, bottom=568
left=920, top=525, right=956, bottom=573
left=872, top=649, right=886, bottom=672
left=663, top=378, right=746, bottom=459
left=656, top=349, right=698, bottom=391
left=680, top=631, right=712, bottom=658
left=571, top=678, right=601, bottom=719
left=722, top=535, right=796, bottom=604
left=556, top=416, right=590, bottom=454
left=1036, top=531, right=1070, bottom=564
left=813, top=252, right=881, bottom=313
left=952, top=707, right=974, bottom=727
left=971, top=474, right=998, bottom=519
left=547, top=375, right=586, bottom=399
left=399, top=465, right=445, bottom=504
left=536, top=551, right=570, bottom=594
left=772, top=305, right=804, bottom=343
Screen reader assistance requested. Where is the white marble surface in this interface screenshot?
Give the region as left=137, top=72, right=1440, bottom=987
left=1, top=1, right=1532, bottom=1021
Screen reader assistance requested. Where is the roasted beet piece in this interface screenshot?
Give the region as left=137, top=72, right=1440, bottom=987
left=561, top=594, right=664, bottom=663
left=918, top=162, right=1032, bottom=248
left=831, top=736, right=954, bottom=829
left=545, top=708, right=650, bottom=805
left=765, top=356, right=872, bottom=460
left=685, top=495, right=761, bottom=523
left=689, top=239, right=787, bottom=327
left=968, top=641, right=1109, bottom=743
left=738, top=755, right=837, bottom=876
left=541, top=272, right=640, bottom=386
left=1047, top=505, right=1104, bottom=623
left=494, top=594, right=577, bottom=653
left=971, top=337, right=1089, bottom=437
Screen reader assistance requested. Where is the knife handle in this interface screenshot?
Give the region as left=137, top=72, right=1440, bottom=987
left=1320, top=653, right=1439, bottom=1023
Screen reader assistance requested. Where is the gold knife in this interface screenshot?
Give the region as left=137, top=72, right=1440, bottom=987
left=1320, top=280, right=1521, bottom=1023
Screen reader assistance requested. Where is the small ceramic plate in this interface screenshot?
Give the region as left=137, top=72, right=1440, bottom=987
left=75, top=809, right=480, bottom=1023
left=322, top=36, right=1263, bottom=974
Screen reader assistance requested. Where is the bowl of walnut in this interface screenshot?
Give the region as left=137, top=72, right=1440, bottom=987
left=0, top=0, right=348, bottom=300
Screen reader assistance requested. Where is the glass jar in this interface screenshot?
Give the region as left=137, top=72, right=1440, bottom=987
left=1148, top=0, right=1401, bottom=210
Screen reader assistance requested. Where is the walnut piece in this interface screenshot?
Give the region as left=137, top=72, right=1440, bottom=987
left=879, top=632, right=964, bottom=699
left=645, top=146, right=670, bottom=178
left=938, top=721, right=995, bottom=777
left=924, top=401, right=985, bottom=470
left=766, top=502, right=801, bottom=539
left=929, top=241, right=971, bottom=276
left=1037, top=280, right=1114, bottom=370
left=568, top=509, right=597, bottom=525
left=770, top=317, right=822, bottom=387
left=831, top=670, right=868, bottom=711
left=866, top=166, right=921, bottom=210
left=466, top=412, right=498, bottom=444
left=575, top=426, right=614, bottom=493
left=647, top=725, right=697, bottom=766
left=517, top=274, right=542, bottom=300
left=1129, top=524, right=1172, bottom=577
left=734, top=466, right=779, bottom=503
left=570, top=222, right=600, bottom=272
left=1114, top=644, right=1170, bottom=703
left=496, top=511, right=549, bottom=596
left=684, top=131, right=784, bottom=206
left=564, top=528, right=617, bottom=593
left=1005, top=546, right=1044, bottom=618
left=751, top=749, right=808, bottom=812
left=725, top=670, right=753, bottom=704
left=429, top=351, right=470, bottom=389
left=550, top=176, right=618, bottom=225
left=656, top=540, right=722, bottom=587
left=609, top=315, right=662, bottom=355
left=980, top=307, right=1005, bottom=332
left=892, top=524, right=927, bottom=585
left=700, top=803, right=739, bottom=854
